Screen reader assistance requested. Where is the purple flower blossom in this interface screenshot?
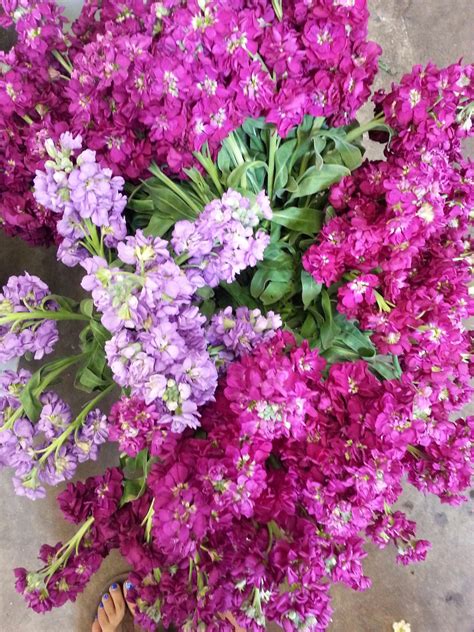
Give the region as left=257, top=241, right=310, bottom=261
left=172, top=189, right=271, bottom=287
left=0, top=273, right=58, bottom=361
left=33, top=133, right=127, bottom=266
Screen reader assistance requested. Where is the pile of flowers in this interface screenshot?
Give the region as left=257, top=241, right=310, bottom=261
left=0, top=0, right=380, bottom=244
left=0, top=1, right=473, bottom=631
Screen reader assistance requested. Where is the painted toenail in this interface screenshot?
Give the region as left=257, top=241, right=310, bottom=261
left=99, top=603, right=104, bottom=609
left=125, top=581, right=134, bottom=589
left=103, top=593, right=109, bottom=600
left=111, top=583, right=118, bottom=590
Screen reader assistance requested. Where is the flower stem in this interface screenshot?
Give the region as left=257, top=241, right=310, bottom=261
left=37, top=382, right=115, bottom=463
left=271, top=0, right=283, bottom=20
left=0, top=353, right=90, bottom=431
left=52, top=49, right=73, bottom=75
left=84, top=219, right=105, bottom=257
left=149, top=163, right=201, bottom=215
left=44, top=516, right=95, bottom=582
left=267, top=129, right=279, bottom=201
left=345, top=113, right=386, bottom=143
left=193, top=149, right=224, bottom=196
left=0, top=310, right=90, bottom=325
left=141, top=498, right=155, bottom=543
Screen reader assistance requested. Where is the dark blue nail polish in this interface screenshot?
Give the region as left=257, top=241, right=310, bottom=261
left=103, top=593, right=109, bottom=600
left=110, top=583, right=118, bottom=590
left=99, top=603, right=104, bottom=609
left=125, top=581, right=134, bottom=589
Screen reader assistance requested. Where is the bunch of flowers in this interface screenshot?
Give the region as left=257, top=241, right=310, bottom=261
left=0, top=3, right=473, bottom=632
left=0, top=132, right=280, bottom=499
left=33, top=131, right=127, bottom=267
left=0, top=369, right=108, bottom=499
left=0, top=0, right=380, bottom=243
left=0, top=272, right=59, bottom=361
left=303, top=61, right=474, bottom=503
left=17, top=332, right=473, bottom=629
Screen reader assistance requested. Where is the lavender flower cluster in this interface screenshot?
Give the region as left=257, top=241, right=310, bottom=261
left=31, top=137, right=280, bottom=434
left=0, top=273, right=58, bottom=362
left=172, top=189, right=272, bottom=287
left=207, top=305, right=282, bottom=368
left=83, top=225, right=278, bottom=433
left=0, top=370, right=108, bottom=500
left=34, top=132, right=127, bottom=267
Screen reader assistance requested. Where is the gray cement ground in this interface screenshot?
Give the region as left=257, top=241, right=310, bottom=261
left=0, top=1, right=473, bottom=631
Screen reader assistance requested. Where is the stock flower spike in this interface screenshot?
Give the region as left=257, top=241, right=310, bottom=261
left=0, top=1, right=473, bottom=631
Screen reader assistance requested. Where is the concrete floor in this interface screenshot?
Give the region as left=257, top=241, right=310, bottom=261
left=0, top=1, right=473, bottom=631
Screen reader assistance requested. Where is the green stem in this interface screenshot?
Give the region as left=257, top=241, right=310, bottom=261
left=345, top=113, right=386, bottom=143
left=271, top=0, right=283, bottom=20
left=51, top=49, right=73, bottom=75
left=175, top=252, right=192, bottom=266
left=148, top=163, right=201, bottom=215
left=267, top=129, right=279, bottom=201
left=298, top=152, right=310, bottom=179
left=141, top=498, right=155, bottom=543
left=0, top=309, right=90, bottom=326
left=84, top=219, right=104, bottom=257
left=21, top=114, right=34, bottom=125
left=193, top=151, right=224, bottom=196
left=37, top=382, right=115, bottom=463
left=0, top=353, right=89, bottom=432
left=225, top=133, right=245, bottom=166
left=44, top=516, right=95, bottom=581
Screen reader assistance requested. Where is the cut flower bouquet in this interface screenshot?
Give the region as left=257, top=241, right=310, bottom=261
left=0, top=1, right=473, bottom=631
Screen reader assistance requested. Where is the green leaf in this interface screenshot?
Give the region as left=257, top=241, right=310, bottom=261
left=199, top=299, right=216, bottom=319
left=334, top=315, right=375, bottom=357
left=217, top=144, right=233, bottom=173
left=368, top=355, right=402, bottom=381
left=273, top=139, right=297, bottom=193
left=301, top=271, right=322, bottom=309
left=79, top=299, right=94, bottom=318
left=19, top=370, right=43, bottom=421
left=145, top=214, right=176, bottom=237
left=89, top=320, right=110, bottom=346
left=221, top=282, right=259, bottom=309
left=334, top=137, right=363, bottom=170
left=226, top=160, right=267, bottom=190
left=321, top=345, right=360, bottom=363
left=319, top=289, right=339, bottom=349
left=145, top=185, right=198, bottom=221
left=290, top=164, right=350, bottom=199
left=313, top=136, right=327, bottom=155
left=120, top=479, right=144, bottom=505
left=271, top=206, right=323, bottom=235
left=120, top=449, right=155, bottom=506
left=242, top=117, right=267, bottom=134
left=75, top=366, right=108, bottom=392
left=250, top=266, right=293, bottom=299
left=127, top=198, right=155, bottom=213
left=260, top=280, right=291, bottom=305
left=262, top=241, right=296, bottom=264
left=183, top=167, right=215, bottom=203
left=301, top=313, right=317, bottom=339
left=325, top=205, right=336, bottom=220
left=284, top=176, right=299, bottom=193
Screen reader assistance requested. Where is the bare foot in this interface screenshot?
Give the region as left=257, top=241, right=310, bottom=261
left=91, top=582, right=135, bottom=632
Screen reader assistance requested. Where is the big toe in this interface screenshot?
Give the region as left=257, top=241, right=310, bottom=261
left=123, top=580, right=137, bottom=616
left=92, top=618, right=101, bottom=632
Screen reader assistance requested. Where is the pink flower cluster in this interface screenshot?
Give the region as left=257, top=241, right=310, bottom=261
left=19, top=332, right=473, bottom=629
left=303, top=63, right=474, bottom=503
left=0, top=0, right=380, bottom=243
